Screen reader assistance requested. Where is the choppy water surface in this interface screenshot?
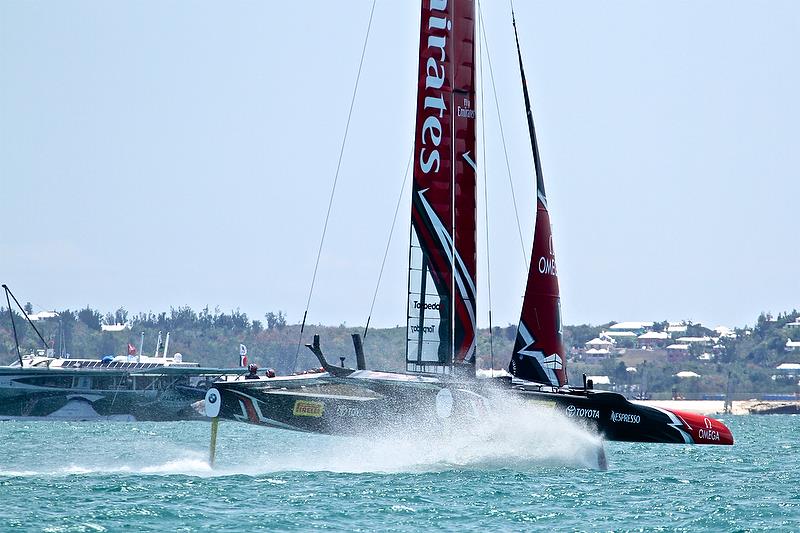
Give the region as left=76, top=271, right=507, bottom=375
left=0, top=415, right=797, bottom=532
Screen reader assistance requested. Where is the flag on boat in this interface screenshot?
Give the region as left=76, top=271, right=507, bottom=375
left=127, top=343, right=137, bottom=356
left=239, top=344, right=248, bottom=367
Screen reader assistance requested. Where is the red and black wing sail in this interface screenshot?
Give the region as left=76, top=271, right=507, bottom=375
left=407, top=0, right=477, bottom=373
left=508, top=13, right=567, bottom=387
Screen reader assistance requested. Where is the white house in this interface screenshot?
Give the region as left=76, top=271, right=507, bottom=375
left=584, top=348, right=611, bottom=361
left=786, top=339, right=800, bottom=352
left=666, top=343, right=690, bottom=359
left=786, top=318, right=800, bottom=330
left=667, top=322, right=688, bottom=338
left=714, top=326, right=736, bottom=338
left=675, top=336, right=714, bottom=346
left=602, top=330, right=638, bottom=340
left=637, top=331, right=670, bottom=348
left=585, top=337, right=614, bottom=350
left=773, top=362, right=800, bottom=380
left=28, top=310, right=59, bottom=321
left=101, top=323, right=129, bottom=332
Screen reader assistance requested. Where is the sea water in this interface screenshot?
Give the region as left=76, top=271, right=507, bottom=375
left=0, top=415, right=797, bottom=532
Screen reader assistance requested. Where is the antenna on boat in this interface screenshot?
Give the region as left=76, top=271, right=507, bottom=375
left=352, top=333, right=366, bottom=370
left=57, top=316, right=65, bottom=357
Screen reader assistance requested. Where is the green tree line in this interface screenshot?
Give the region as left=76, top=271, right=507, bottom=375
left=1, top=305, right=797, bottom=393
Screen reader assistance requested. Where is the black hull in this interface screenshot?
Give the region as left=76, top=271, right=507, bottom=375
left=212, top=374, right=479, bottom=435
left=0, top=367, right=224, bottom=421
left=749, top=402, right=800, bottom=415
left=210, top=374, right=733, bottom=445
left=0, top=389, right=205, bottom=421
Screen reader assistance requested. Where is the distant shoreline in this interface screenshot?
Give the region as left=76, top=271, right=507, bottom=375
left=636, top=399, right=800, bottom=415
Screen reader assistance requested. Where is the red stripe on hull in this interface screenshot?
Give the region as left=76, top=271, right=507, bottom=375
left=666, top=409, right=734, bottom=445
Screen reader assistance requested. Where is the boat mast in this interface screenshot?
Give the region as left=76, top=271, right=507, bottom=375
left=511, top=9, right=547, bottom=206
left=3, top=285, right=23, bottom=366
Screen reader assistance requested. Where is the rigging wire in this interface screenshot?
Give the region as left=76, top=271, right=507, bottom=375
left=292, top=0, right=378, bottom=371
left=478, top=3, right=529, bottom=273
left=363, top=148, right=414, bottom=339
left=3, top=285, right=48, bottom=348
left=476, top=0, right=495, bottom=375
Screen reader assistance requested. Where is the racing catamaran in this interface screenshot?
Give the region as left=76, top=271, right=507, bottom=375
left=207, top=0, right=733, bottom=448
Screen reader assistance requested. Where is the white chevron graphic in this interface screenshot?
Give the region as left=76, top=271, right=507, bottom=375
left=542, top=354, right=563, bottom=369
left=416, top=189, right=477, bottom=360
left=516, top=323, right=558, bottom=386
left=462, top=151, right=477, bottom=171
left=233, top=392, right=299, bottom=430
left=649, top=406, right=693, bottom=444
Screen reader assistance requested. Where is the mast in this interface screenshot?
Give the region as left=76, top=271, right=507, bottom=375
left=507, top=11, right=567, bottom=387
left=406, top=0, right=477, bottom=374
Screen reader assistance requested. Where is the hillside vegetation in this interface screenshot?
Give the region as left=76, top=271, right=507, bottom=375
left=1, top=305, right=797, bottom=396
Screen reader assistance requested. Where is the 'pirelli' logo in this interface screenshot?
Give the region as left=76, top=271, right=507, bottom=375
left=292, top=400, right=324, bottom=418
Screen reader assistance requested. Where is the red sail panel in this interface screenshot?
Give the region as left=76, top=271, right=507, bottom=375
left=451, top=0, right=477, bottom=364
left=509, top=198, right=566, bottom=386
left=508, top=13, right=567, bottom=387
left=407, top=0, right=477, bottom=372
left=407, top=0, right=456, bottom=370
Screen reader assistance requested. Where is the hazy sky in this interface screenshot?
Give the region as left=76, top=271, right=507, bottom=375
left=2, top=1, right=798, bottom=330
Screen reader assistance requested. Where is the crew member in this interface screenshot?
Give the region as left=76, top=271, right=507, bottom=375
left=245, top=363, right=259, bottom=379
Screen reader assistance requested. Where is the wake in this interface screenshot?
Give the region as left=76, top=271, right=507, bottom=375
left=227, top=390, right=608, bottom=474
left=0, top=392, right=608, bottom=477
left=0, top=454, right=214, bottom=478
left=260, top=393, right=609, bottom=473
